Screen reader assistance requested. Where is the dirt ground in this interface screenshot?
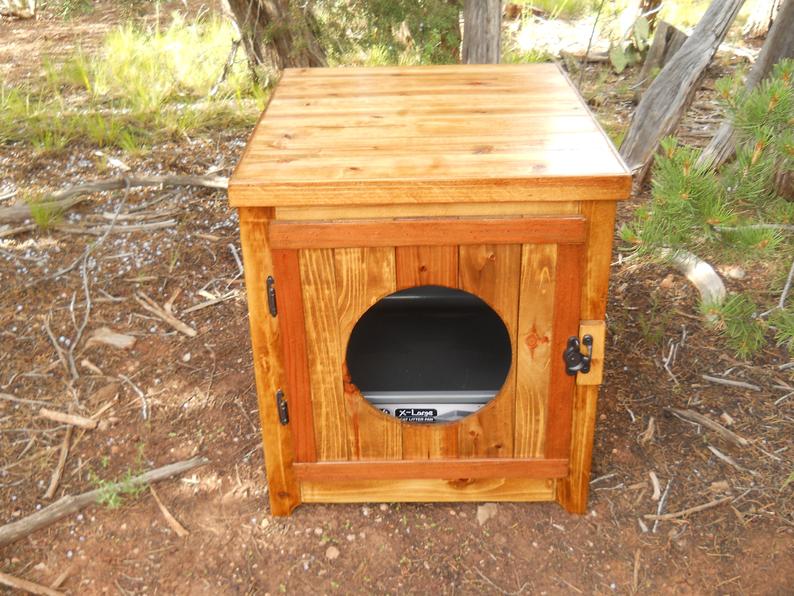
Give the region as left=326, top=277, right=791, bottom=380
left=1, top=4, right=793, bottom=595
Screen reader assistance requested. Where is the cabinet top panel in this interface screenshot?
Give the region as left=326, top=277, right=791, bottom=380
left=229, top=63, right=631, bottom=207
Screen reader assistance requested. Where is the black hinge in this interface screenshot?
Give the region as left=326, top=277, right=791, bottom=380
left=275, top=389, right=289, bottom=425
left=563, top=334, right=593, bottom=376
left=266, top=275, right=277, bottom=317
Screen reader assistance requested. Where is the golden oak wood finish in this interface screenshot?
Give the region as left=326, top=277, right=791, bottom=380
left=268, top=216, right=586, bottom=249
left=301, top=478, right=556, bottom=503
left=229, top=64, right=630, bottom=207
left=293, top=458, right=568, bottom=481
left=231, top=64, right=631, bottom=515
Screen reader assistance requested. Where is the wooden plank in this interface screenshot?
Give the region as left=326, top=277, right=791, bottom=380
left=270, top=217, right=586, bottom=249
left=395, top=244, right=459, bottom=459
left=544, top=243, right=584, bottom=460
left=514, top=244, right=558, bottom=458
left=457, top=244, right=521, bottom=458
left=395, top=245, right=458, bottom=289
left=275, top=201, right=580, bottom=220
left=301, top=478, right=555, bottom=503
left=237, top=207, right=300, bottom=515
left=334, top=247, right=402, bottom=459
left=299, top=249, right=348, bottom=461
left=229, top=177, right=631, bottom=207
left=557, top=385, right=598, bottom=514
left=294, top=458, right=568, bottom=481
left=271, top=249, right=316, bottom=462
left=577, top=320, right=606, bottom=386
left=557, top=201, right=617, bottom=513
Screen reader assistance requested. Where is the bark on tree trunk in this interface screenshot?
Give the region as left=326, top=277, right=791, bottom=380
left=742, top=0, right=782, bottom=38
left=462, top=0, right=502, bottom=64
left=619, top=0, right=745, bottom=184
left=222, top=0, right=326, bottom=75
left=699, top=0, right=794, bottom=168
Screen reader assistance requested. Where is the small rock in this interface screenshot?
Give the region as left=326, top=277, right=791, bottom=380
left=721, top=265, right=746, bottom=280
left=325, top=546, right=340, bottom=560
left=379, top=504, right=388, bottom=511
left=182, top=352, right=191, bottom=362
left=720, top=412, right=735, bottom=426
left=346, top=534, right=355, bottom=542
left=710, top=480, right=731, bottom=493
left=313, top=527, right=323, bottom=536
left=659, top=273, right=676, bottom=289
left=476, top=503, right=498, bottom=526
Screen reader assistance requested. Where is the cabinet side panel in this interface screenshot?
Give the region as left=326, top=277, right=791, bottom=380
left=334, top=247, right=402, bottom=459
left=396, top=245, right=459, bottom=459
left=300, top=249, right=349, bottom=461
left=457, top=244, right=521, bottom=458
left=237, top=208, right=300, bottom=515
left=514, top=244, right=557, bottom=458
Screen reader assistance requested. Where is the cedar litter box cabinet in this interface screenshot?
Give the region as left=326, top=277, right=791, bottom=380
left=229, top=63, right=631, bottom=516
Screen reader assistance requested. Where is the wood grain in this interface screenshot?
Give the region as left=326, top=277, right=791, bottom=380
left=299, top=249, right=348, bottom=461
left=272, top=249, right=316, bottom=462
left=576, top=320, right=606, bottom=386
left=294, top=458, right=567, bottom=481
left=237, top=207, right=300, bottom=515
left=457, top=244, right=521, bottom=458
left=301, top=478, right=555, bottom=503
left=334, top=247, right=402, bottom=459
left=514, top=244, right=557, bottom=458
left=274, top=201, right=580, bottom=221
left=544, top=243, right=583, bottom=460
left=269, top=216, right=586, bottom=249
left=395, top=244, right=459, bottom=459
left=229, top=64, right=631, bottom=207
left=556, top=384, right=598, bottom=513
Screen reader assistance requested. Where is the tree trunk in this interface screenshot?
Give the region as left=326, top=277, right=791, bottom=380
left=742, top=0, right=782, bottom=38
left=462, top=0, right=502, bottom=64
left=635, top=20, right=687, bottom=96
left=619, top=0, right=745, bottom=184
left=639, top=0, right=664, bottom=31
left=222, top=0, right=326, bottom=75
left=699, top=0, right=794, bottom=168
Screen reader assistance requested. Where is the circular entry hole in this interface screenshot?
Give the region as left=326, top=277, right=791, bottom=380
left=345, top=285, right=511, bottom=424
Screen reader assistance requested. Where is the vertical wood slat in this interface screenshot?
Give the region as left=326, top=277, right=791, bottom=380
left=396, top=245, right=459, bottom=459
left=300, top=249, right=349, bottom=461
left=457, top=244, right=521, bottom=458
left=237, top=207, right=300, bottom=515
left=558, top=201, right=617, bottom=513
left=334, top=247, right=402, bottom=459
left=272, top=249, right=316, bottom=463
left=544, top=243, right=584, bottom=460
left=395, top=245, right=458, bottom=289
left=514, top=244, right=558, bottom=458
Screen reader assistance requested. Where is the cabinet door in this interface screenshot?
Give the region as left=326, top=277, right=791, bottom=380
left=269, top=216, right=585, bottom=478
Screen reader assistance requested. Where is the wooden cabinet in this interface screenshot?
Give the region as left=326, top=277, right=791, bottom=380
left=229, top=64, right=631, bottom=516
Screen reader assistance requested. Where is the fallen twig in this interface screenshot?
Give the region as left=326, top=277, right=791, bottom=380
left=0, top=456, right=209, bottom=548
left=150, top=486, right=189, bottom=538
left=119, top=375, right=149, bottom=420
left=644, top=496, right=732, bottom=521
left=701, top=374, right=761, bottom=392
left=760, top=258, right=794, bottom=318
left=649, top=471, right=661, bottom=501
left=666, top=407, right=749, bottom=447
left=0, top=571, right=63, bottom=596
left=652, top=478, right=672, bottom=533
left=45, top=426, right=73, bottom=499
left=0, top=174, right=228, bottom=225
left=0, top=223, right=36, bottom=238
left=39, top=408, right=98, bottom=430
left=133, top=291, right=197, bottom=337
left=55, top=219, right=177, bottom=236
left=0, top=393, right=52, bottom=407
left=182, top=291, right=239, bottom=314
left=708, top=445, right=758, bottom=476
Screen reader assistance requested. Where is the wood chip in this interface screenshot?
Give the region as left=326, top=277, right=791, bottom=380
left=39, top=408, right=98, bottom=430
left=149, top=486, right=189, bottom=538
left=666, top=407, right=749, bottom=447
left=86, top=326, right=137, bottom=350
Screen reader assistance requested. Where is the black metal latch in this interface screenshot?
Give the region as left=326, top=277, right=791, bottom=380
left=564, top=335, right=593, bottom=376
left=266, top=276, right=277, bottom=317
left=275, top=389, right=289, bottom=425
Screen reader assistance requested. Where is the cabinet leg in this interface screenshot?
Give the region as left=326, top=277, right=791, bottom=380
left=557, top=384, right=599, bottom=514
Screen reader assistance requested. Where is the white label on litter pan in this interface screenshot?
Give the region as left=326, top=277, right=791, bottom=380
left=394, top=408, right=438, bottom=422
